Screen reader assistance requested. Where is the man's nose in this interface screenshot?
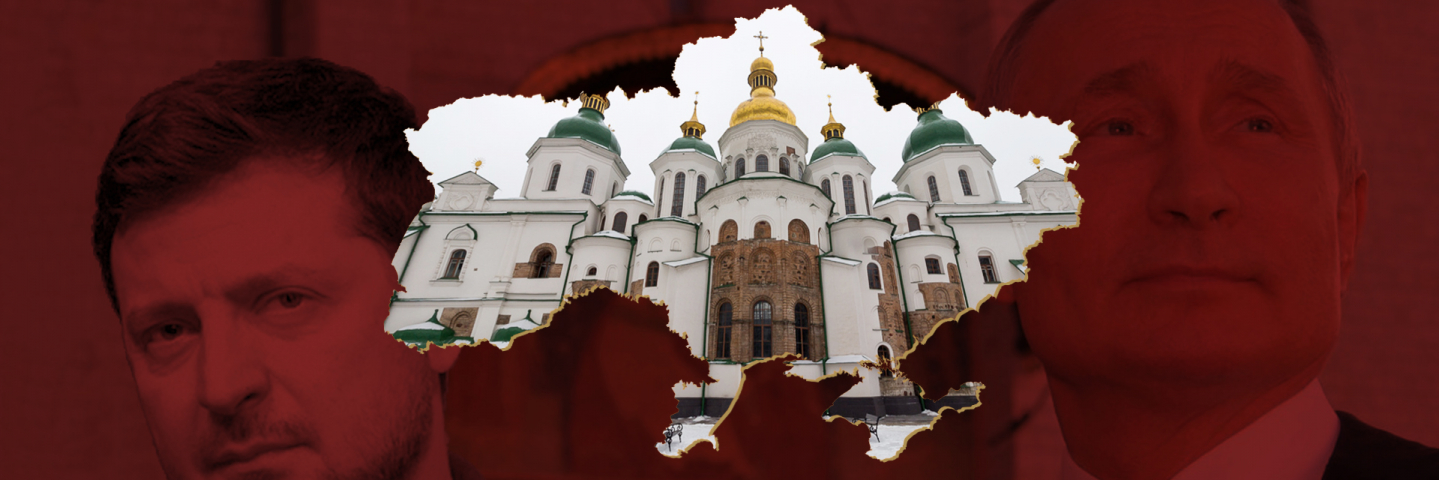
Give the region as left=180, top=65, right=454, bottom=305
left=1146, top=131, right=1241, bottom=229
left=196, top=315, right=269, bottom=417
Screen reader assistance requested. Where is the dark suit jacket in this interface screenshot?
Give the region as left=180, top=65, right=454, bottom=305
left=1323, top=411, right=1439, bottom=479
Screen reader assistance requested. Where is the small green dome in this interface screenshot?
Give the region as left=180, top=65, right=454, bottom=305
left=875, top=191, right=917, bottom=203
left=490, top=326, right=526, bottom=343
left=901, top=109, right=974, bottom=162
left=547, top=107, right=622, bottom=154
left=665, top=136, right=716, bottom=158
left=810, top=136, right=865, bottom=161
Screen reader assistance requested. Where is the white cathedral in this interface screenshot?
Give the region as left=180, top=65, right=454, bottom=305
left=386, top=48, right=1078, bottom=418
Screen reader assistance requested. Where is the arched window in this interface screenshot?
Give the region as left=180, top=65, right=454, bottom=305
left=794, top=303, right=810, bottom=359
left=820, top=179, right=831, bottom=198
left=842, top=175, right=856, bottom=215
left=716, top=302, right=733, bottom=359
left=611, top=182, right=618, bottom=198
left=696, top=175, right=707, bottom=197
left=443, top=250, right=467, bottom=279
left=754, top=221, right=771, bottom=239
left=780, top=157, right=790, bottom=175
left=671, top=172, right=686, bottom=217
left=645, top=261, right=660, bottom=287
left=719, top=220, right=738, bottom=242
left=531, top=248, right=554, bottom=279
left=638, top=214, right=648, bottom=223
left=926, top=257, right=942, bottom=274
left=867, top=263, right=882, bottom=290
left=979, top=254, right=998, bottom=283
left=656, top=181, right=664, bottom=218
left=752, top=301, right=773, bottom=358
left=586, top=266, right=597, bottom=276
left=787, top=219, right=809, bottom=244
left=612, top=211, right=628, bottom=233
left=582, top=168, right=596, bottom=195
left=927, top=175, right=940, bottom=202
left=735, top=158, right=746, bottom=177
left=907, top=214, right=921, bottom=232
left=546, top=163, right=562, bottom=191
left=958, top=169, right=974, bottom=196
left=877, top=345, right=893, bottom=378
left=756, top=155, right=769, bottom=172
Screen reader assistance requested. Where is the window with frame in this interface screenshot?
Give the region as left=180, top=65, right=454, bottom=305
left=864, top=180, right=871, bottom=215
left=671, top=172, right=685, bottom=217
left=716, top=302, right=733, bottom=359
left=877, top=345, right=893, bottom=378
left=752, top=301, right=773, bottom=358
left=696, top=175, right=707, bottom=197
left=794, top=303, right=810, bottom=359
left=842, top=175, right=856, bottom=215
left=735, top=158, right=746, bottom=177
left=979, top=254, right=998, bottom=283
left=586, top=266, right=597, bottom=276
left=645, top=261, right=660, bottom=287
left=958, top=169, right=974, bottom=196
left=821, top=179, right=831, bottom=198
left=756, top=155, right=768, bottom=172
left=582, top=168, right=595, bottom=195
left=867, top=263, right=882, bottom=290
left=907, top=214, right=921, bottom=232
left=656, top=181, right=664, bottom=218
left=612, top=211, right=628, bottom=233
left=443, top=249, right=467, bottom=279
left=927, top=175, right=940, bottom=202
left=780, top=157, right=790, bottom=175
left=926, top=257, right=941, bottom=274
left=531, top=248, right=554, bottom=279
left=546, top=163, right=562, bottom=191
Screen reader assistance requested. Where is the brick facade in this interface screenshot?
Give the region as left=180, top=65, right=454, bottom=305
left=570, top=279, right=613, bottom=294
left=707, top=237, right=825, bottom=363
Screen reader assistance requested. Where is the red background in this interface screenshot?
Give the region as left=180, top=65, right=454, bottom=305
left=1, top=1, right=1435, bottom=478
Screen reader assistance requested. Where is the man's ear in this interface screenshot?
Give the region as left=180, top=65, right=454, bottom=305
left=426, top=344, right=463, bottom=374
left=1338, top=170, right=1368, bottom=292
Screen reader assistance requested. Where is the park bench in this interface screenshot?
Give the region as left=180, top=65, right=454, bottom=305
left=864, top=413, right=883, bottom=441
left=663, top=423, right=684, bottom=451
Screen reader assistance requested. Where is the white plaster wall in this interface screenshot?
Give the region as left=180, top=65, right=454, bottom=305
left=523, top=139, right=628, bottom=203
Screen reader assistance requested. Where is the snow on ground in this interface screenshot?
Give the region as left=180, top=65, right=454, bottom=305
left=654, top=423, right=719, bottom=457
left=866, top=424, right=932, bottom=461
left=652, top=420, right=932, bottom=461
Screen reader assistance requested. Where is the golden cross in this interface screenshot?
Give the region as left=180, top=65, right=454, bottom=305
left=754, top=31, right=768, bottom=55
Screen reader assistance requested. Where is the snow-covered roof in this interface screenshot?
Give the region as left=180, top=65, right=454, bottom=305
left=821, top=256, right=861, bottom=266
left=892, top=230, right=943, bottom=241
left=663, top=256, right=708, bottom=268
left=588, top=230, right=633, bottom=241
left=824, top=354, right=873, bottom=364
left=395, top=321, right=446, bottom=332
left=936, top=210, right=1076, bottom=218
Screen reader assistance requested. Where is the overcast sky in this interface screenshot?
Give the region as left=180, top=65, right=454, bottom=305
left=407, top=6, right=1075, bottom=203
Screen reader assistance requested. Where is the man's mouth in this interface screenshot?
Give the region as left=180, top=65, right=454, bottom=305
left=204, top=440, right=305, bottom=472
left=1124, top=265, right=1257, bottom=288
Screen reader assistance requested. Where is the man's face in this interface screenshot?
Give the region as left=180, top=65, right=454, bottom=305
left=111, top=160, right=438, bottom=479
left=1007, top=0, right=1364, bottom=388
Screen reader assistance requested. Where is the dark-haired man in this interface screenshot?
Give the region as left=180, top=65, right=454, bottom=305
left=984, top=0, right=1439, bottom=478
left=93, top=58, right=475, bottom=479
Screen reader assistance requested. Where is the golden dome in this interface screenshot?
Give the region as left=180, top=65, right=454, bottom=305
left=750, top=56, right=774, bottom=72
left=730, top=44, right=795, bottom=127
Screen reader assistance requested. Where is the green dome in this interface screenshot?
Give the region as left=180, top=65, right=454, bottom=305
left=490, top=326, right=526, bottom=343
left=547, top=107, right=622, bottom=154
left=665, top=136, right=716, bottom=158
left=901, top=109, right=974, bottom=162
left=810, top=136, right=865, bottom=161
left=875, top=191, right=917, bottom=203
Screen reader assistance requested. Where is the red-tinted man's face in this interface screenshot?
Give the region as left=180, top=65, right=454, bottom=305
left=1007, top=0, right=1365, bottom=388
left=111, top=160, right=440, bottom=480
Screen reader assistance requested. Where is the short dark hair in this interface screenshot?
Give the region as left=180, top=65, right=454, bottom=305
left=983, top=0, right=1360, bottom=186
left=92, top=58, right=433, bottom=313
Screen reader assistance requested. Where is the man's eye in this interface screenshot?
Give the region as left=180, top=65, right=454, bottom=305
left=144, top=322, right=192, bottom=347
left=1243, top=117, right=1275, bottom=133
left=274, top=292, right=306, bottom=309
left=1105, top=120, right=1135, bottom=136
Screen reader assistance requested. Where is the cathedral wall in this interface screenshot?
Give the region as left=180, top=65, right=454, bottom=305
left=524, top=141, right=626, bottom=203
left=650, top=151, right=721, bottom=218
left=716, top=121, right=809, bottom=182
left=705, top=238, right=825, bottom=364
left=898, top=147, right=1001, bottom=205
